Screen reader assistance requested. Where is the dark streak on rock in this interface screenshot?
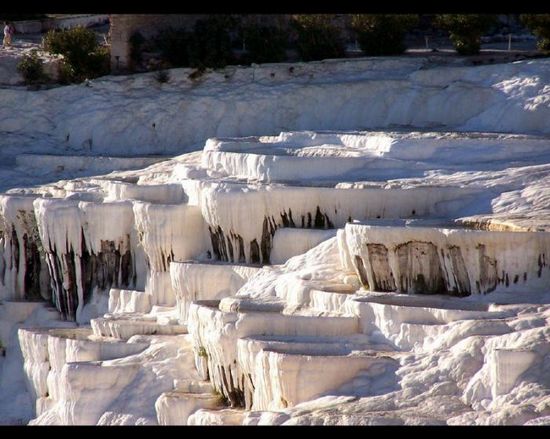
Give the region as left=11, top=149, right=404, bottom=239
left=365, top=244, right=396, bottom=292
left=395, top=241, right=446, bottom=294
left=226, top=236, right=234, bottom=262
left=447, top=245, right=471, bottom=296
left=260, top=217, right=273, bottom=264
left=237, top=235, right=246, bottom=263
left=250, top=239, right=260, bottom=264
left=10, top=226, right=19, bottom=273
left=22, top=233, right=44, bottom=300
left=287, top=208, right=295, bottom=227
left=46, top=230, right=135, bottom=321
left=477, top=244, right=498, bottom=294
left=314, top=206, right=325, bottom=228
left=354, top=255, right=369, bottom=289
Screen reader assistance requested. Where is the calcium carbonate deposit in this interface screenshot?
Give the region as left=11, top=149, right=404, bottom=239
left=0, top=55, right=548, bottom=425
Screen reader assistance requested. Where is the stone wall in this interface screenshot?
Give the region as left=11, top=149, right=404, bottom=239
left=13, top=15, right=109, bottom=34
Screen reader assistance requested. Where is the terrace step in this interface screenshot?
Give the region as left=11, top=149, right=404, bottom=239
left=91, top=313, right=187, bottom=340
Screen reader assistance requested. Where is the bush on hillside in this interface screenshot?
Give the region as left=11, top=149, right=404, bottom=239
left=129, top=31, right=146, bottom=67
left=241, top=23, right=287, bottom=64
left=435, top=14, right=497, bottom=55
left=350, top=14, right=419, bottom=56
left=154, top=28, right=191, bottom=68
left=292, top=15, right=346, bottom=61
left=154, top=69, right=170, bottom=83
left=43, top=26, right=110, bottom=83
left=152, top=16, right=236, bottom=70
left=187, top=16, right=236, bottom=69
left=17, top=49, right=49, bottom=85
left=521, top=14, right=550, bottom=51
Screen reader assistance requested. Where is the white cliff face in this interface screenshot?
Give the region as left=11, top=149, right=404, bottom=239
left=1, top=58, right=550, bottom=161
left=344, top=223, right=550, bottom=296
left=33, top=198, right=140, bottom=323
left=170, top=262, right=260, bottom=324
left=0, top=194, right=50, bottom=301
left=0, top=56, right=549, bottom=425
left=133, top=201, right=209, bottom=307
left=0, top=302, right=73, bottom=424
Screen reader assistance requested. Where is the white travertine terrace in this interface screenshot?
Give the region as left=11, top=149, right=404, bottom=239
left=0, top=56, right=548, bottom=425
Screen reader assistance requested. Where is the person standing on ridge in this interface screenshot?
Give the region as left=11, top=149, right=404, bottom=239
left=3, top=22, right=13, bottom=47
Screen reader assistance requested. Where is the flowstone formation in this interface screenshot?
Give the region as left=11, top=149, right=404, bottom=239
left=0, top=58, right=549, bottom=425
left=0, top=129, right=547, bottom=425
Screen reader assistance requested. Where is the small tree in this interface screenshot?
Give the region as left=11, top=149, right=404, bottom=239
left=241, top=24, right=287, bottom=64
left=292, top=15, right=346, bottom=61
left=351, top=15, right=418, bottom=56
left=17, top=49, right=49, bottom=85
left=521, top=14, right=550, bottom=51
left=187, top=16, right=236, bottom=69
left=43, top=26, right=110, bottom=83
left=154, top=28, right=192, bottom=68
left=435, top=14, right=496, bottom=55
left=129, top=31, right=146, bottom=68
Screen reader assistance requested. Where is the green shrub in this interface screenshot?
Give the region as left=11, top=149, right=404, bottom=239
left=351, top=14, right=418, bottom=56
left=242, top=24, right=287, bottom=64
left=57, top=61, right=75, bottom=85
left=152, top=17, right=236, bottom=70
left=154, top=28, right=191, bottom=68
left=43, top=26, right=110, bottom=83
left=154, top=69, right=170, bottom=83
left=187, top=16, right=236, bottom=69
left=188, top=66, right=206, bottom=81
left=83, top=45, right=110, bottom=77
left=129, top=31, right=146, bottom=67
left=292, top=15, right=346, bottom=61
left=435, top=14, right=497, bottom=55
left=521, top=14, right=550, bottom=51
left=17, top=49, right=49, bottom=85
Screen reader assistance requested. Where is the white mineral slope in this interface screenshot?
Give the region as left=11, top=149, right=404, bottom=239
left=243, top=303, right=550, bottom=426
left=0, top=302, right=74, bottom=425
left=197, top=130, right=550, bottom=232
left=132, top=201, right=209, bottom=306
left=182, top=224, right=549, bottom=425
left=221, top=235, right=550, bottom=425
left=0, top=56, right=549, bottom=425
left=202, top=131, right=550, bottom=183
left=28, top=334, right=203, bottom=425
left=0, top=58, right=549, bottom=161
left=170, top=261, right=260, bottom=323
left=235, top=236, right=357, bottom=305
left=197, top=182, right=481, bottom=265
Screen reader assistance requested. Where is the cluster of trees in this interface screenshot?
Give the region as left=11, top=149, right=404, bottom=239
left=17, top=26, right=109, bottom=86
left=137, top=14, right=550, bottom=70
left=16, top=14, right=550, bottom=87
